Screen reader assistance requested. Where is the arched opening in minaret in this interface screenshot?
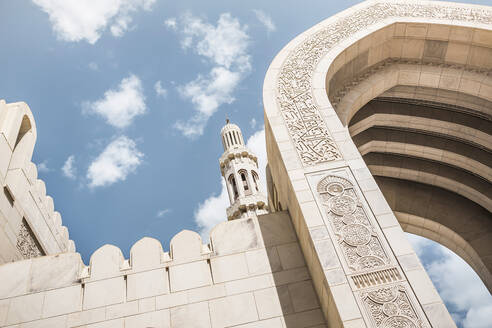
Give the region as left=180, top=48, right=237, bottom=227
left=228, top=174, right=239, bottom=200
left=252, top=171, right=259, bottom=191
left=239, top=170, right=250, bottom=195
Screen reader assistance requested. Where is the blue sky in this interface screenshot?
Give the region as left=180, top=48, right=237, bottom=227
left=0, top=1, right=490, bottom=327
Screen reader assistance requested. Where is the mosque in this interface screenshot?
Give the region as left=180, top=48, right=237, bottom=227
left=0, top=0, right=491, bottom=327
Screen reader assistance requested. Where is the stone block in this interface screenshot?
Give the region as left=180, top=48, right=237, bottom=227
left=257, top=212, right=297, bottom=247
left=406, top=269, right=441, bottom=305
left=86, top=318, right=124, bottom=328
left=277, top=243, right=305, bottom=270
left=21, top=315, right=67, bottom=328
left=127, top=268, right=169, bottom=301
left=6, top=292, right=44, bottom=325
left=314, top=239, right=340, bottom=270
left=106, top=300, right=138, bottom=320
left=124, top=309, right=170, bottom=328
left=234, top=317, right=283, bottom=328
left=170, top=301, right=211, bottom=328
left=225, top=274, right=273, bottom=295
left=0, top=259, right=30, bottom=298
left=272, top=267, right=310, bottom=286
left=282, top=309, right=325, bottom=327
left=0, top=299, right=9, bottom=326
left=209, top=293, right=259, bottom=327
left=67, top=307, right=106, bottom=327
left=423, top=302, right=457, bottom=328
left=331, top=284, right=361, bottom=321
left=245, top=247, right=282, bottom=275
left=30, top=252, right=83, bottom=292
left=383, top=226, right=414, bottom=256
left=83, top=277, right=125, bottom=310
left=42, top=285, right=82, bottom=318
left=187, top=284, right=226, bottom=303
left=211, top=218, right=259, bottom=256
left=156, top=291, right=187, bottom=310
left=211, top=253, right=249, bottom=283
left=138, top=297, right=156, bottom=313
left=169, top=261, right=212, bottom=292
left=254, top=285, right=293, bottom=319
left=288, top=280, right=319, bottom=312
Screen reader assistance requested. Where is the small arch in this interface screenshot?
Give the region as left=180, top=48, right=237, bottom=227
left=239, top=170, right=250, bottom=194
left=228, top=174, right=239, bottom=200
left=252, top=171, right=259, bottom=191
left=228, top=132, right=233, bottom=147
left=233, top=131, right=238, bottom=144
left=15, top=115, right=32, bottom=149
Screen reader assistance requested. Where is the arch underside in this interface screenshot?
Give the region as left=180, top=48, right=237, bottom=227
left=325, top=22, right=492, bottom=292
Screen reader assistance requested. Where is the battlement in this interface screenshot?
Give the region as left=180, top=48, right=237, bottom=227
left=0, top=212, right=327, bottom=327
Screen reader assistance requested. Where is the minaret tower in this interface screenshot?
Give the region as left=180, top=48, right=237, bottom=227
left=219, top=120, right=268, bottom=220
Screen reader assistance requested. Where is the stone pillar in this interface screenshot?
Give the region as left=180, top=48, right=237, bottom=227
left=263, top=1, right=492, bottom=327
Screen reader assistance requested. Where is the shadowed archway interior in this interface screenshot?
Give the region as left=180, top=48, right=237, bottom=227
left=348, top=94, right=492, bottom=293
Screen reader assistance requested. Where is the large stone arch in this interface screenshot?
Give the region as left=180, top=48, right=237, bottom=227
left=263, top=1, right=491, bottom=327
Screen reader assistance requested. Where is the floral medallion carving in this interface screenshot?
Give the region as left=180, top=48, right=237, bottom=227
left=317, top=175, right=389, bottom=272
left=328, top=195, right=357, bottom=216
left=276, top=1, right=492, bottom=166
left=342, top=224, right=371, bottom=246
left=361, top=284, right=426, bottom=328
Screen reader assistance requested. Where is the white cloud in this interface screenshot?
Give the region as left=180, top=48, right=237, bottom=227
left=176, top=67, right=241, bottom=137
left=156, top=209, right=171, bottom=218
left=253, top=10, right=276, bottom=33
left=164, top=17, right=177, bottom=30
left=32, top=0, right=156, bottom=44
left=87, top=136, right=143, bottom=188
left=194, top=127, right=266, bottom=238
left=62, top=155, right=76, bottom=179
left=172, top=13, right=251, bottom=138
left=85, top=74, right=146, bottom=129
left=37, top=160, right=51, bottom=173
left=154, top=80, right=168, bottom=98
left=88, top=62, right=99, bottom=71
left=406, top=234, right=492, bottom=328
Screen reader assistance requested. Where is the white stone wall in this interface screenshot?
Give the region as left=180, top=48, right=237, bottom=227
left=0, top=212, right=327, bottom=328
left=0, top=100, right=74, bottom=263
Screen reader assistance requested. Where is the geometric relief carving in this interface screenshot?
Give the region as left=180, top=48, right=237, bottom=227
left=277, top=2, right=491, bottom=166
left=352, top=267, right=402, bottom=289
left=317, top=175, right=390, bottom=272
left=361, top=284, right=427, bottom=328
left=16, top=218, right=44, bottom=259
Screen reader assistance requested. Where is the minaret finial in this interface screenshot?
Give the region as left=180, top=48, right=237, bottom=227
left=226, top=116, right=230, bottom=124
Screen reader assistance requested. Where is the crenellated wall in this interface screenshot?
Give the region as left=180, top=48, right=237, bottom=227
left=0, top=212, right=327, bottom=328
left=0, top=100, right=74, bottom=263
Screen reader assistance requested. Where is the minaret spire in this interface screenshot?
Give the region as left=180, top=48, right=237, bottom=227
left=219, top=120, right=268, bottom=220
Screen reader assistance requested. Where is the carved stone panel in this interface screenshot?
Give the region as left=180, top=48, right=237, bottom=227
left=316, top=175, right=391, bottom=273
left=16, top=218, right=44, bottom=259
left=360, top=284, right=428, bottom=328
left=276, top=1, right=491, bottom=166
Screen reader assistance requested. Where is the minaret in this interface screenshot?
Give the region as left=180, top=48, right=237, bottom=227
left=219, top=120, right=268, bottom=220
